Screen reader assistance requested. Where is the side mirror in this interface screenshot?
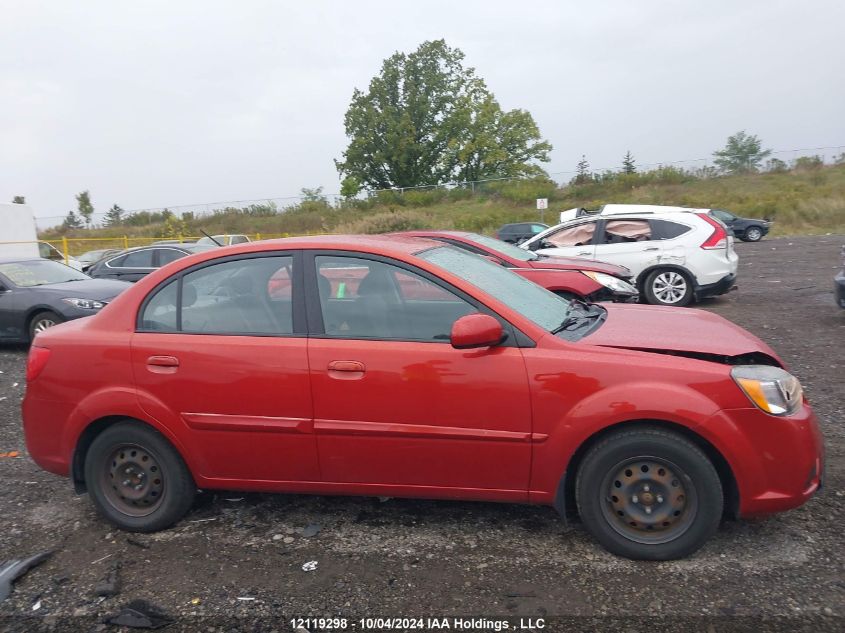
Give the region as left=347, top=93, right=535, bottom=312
left=450, top=314, right=504, bottom=350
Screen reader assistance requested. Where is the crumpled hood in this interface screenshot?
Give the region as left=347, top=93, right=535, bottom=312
left=581, top=303, right=782, bottom=363
left=36, top=279, right=132, bottom=302
left=526, top=256, right=631, bottom=278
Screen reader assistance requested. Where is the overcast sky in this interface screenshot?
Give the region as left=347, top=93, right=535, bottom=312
left=1, top=0, right=843, bottom=223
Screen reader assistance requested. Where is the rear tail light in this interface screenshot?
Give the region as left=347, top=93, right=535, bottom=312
left=697, top=213, right=728, bottom=250
left=26, top=346, right=52, bottom=382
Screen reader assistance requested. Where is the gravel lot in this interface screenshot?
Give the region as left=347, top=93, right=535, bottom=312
left=1, top=234, right=843, bottom=631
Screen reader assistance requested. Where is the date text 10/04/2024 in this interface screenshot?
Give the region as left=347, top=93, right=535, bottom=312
left=290, top=617, right=546, bottom=630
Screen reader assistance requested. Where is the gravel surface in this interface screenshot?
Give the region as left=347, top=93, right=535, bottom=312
left=0, top=234, right=843, bottom=631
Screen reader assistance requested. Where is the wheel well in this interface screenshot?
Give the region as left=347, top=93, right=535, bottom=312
left=71, top=416, right=163, bottom=493
left=556, top=419, right=739, bottom=521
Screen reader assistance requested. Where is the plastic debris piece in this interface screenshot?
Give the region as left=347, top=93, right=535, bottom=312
left=105, top=599, right=174, bottom=629
left=237, top=596, right=256, bottom=601
left=190, top=597, right=201, bottom=605
left=188, top=518, right=217, bottom=523
left=0, top=550, right=53, bottom=602
left=224, top=497, right=244, bottom=502
left=90, top=553, right=113, bottom=565
left=301, top=560, right=318, bottom=572
left=302, top=523, right=321, bottom=538
left=94, top=563, right=121, bottom=597
left=0, top=451, right=20, bottom=458
left=32, top=599, right=42, bottom=611
left=0, top=397, right=7, bottom=402
left=378, top=496, right=391, bottom=502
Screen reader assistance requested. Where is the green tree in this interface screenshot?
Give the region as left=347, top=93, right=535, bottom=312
left=574, top=155, right=591, bottom=184
left=622, top=150, right=636, bottom=174
left=765, top=157, right=788, bottom=173
left=75, top=190, right=94, bottom=227
left=62, top=210, right=84, bottom=229
left=448, top=93, right=551, bottom=182
left=340, top=176, right=361, bottom=198
left=12, top=195, right=25, bottom=204
left=336, top=39, right=551, bottom=189
left=300, top=187, right=326, bottom=203
left=713, top=131, right=771, bottom=173
left=104, top=204, right=125, bottom=226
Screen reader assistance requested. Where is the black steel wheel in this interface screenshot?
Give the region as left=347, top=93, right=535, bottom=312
left=84, top=421, right=196, bottom=532
left=576, top=426, right=723, bottom=560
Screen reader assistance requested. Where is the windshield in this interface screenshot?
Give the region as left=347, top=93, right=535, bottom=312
left=0, top=260, right=89, bottom=287
left=467, top=233, right=537, bottom=262
left=418, top=246, right=566, bottom=331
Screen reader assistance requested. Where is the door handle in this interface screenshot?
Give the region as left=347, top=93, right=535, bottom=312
left=146, top=355, right=179, bottom=374
left=644, top=247, right=660, bottom=252
left=328, top=360, right=365, bottom=373
left=576, top=251, right=591, bottom=256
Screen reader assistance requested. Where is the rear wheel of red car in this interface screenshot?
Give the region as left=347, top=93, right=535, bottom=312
left=84, top=421, right=196, bottom=532
left=575, top=427, right=723, bottom=560
left=643, top=269, right=694, bottom=307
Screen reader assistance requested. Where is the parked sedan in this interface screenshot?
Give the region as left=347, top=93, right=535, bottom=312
left=836, top=246, right=845, bottom=309
left=24, top=236, right=823, bottom=560
left=0, top=258, right=130, bottom=342
left=496, top=222, right=548, bottom=244
left=77, top=248, right=121, bottom=271
left=87, top=244, right=215, bottom=283
left=394, top=230, right=638, bottom=302
left=709, top=209, right=772, bottom=242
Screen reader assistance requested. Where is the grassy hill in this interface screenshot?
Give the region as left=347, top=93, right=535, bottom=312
left=41, top=163, right=845, bottom=253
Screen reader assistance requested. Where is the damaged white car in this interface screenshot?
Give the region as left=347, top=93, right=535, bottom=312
left=521, top=206, right=738, bottom=306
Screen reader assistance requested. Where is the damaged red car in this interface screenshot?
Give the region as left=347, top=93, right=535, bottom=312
left=393, top=230, right=639, bottom=302
left=23, top=236, right=824, bottom=560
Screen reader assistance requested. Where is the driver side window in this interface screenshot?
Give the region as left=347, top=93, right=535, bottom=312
left=315, top=256, right=476, bottom=342
left=546, top=222, right=597, bottom=247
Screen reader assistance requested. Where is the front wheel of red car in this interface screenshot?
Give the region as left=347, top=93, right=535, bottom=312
left=84, top=421, right=196, bottom=532
left=575, top=427, right=723, bottom=560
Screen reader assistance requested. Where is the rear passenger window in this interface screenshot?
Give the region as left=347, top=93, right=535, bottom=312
left=315, top=256, right=476, bottom=341
left=156, top=249, right=185, bottom=266
left=602, top=220, right=651, bottom=243
left=120, top=250, right=155, bottom=268
left=652, top=219, right=692, bottom=240
left=138, top=256, right=294, bottom=336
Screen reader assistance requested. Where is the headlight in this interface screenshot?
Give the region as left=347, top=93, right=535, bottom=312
left=62, top=298, right=106, bottom=310
left=582, top=271, right=638, bottom=295
left=731, top=365, right=803, bottom=416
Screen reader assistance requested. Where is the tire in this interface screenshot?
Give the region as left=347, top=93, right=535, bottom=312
left=84, top=421, right=196, bottom=532
left=643, top=269, right=694, bottom=307
left=742, top=226, right=763, bottom=242
left=575, top=426, right=723, bottom=560
left=29, top=310, right=64, bottom=341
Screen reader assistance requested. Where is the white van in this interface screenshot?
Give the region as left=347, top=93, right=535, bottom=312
left=0, top=203, right=83, bottom=270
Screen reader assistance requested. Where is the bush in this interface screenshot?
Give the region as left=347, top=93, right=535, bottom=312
left=336, top=210, right=435, bottom=234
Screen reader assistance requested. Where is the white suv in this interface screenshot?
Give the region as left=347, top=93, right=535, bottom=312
left=520, top=206, right=738, bottom=306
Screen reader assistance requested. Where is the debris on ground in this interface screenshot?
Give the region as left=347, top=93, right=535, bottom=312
left=104, top=599, right=174, bottom=629
left=0, top=550, right=53, bottom=601
left=126, top=537, right=150, bottom=550
left=301, top=561, right=318, bottom=572
left=0, top=451, right=20, bottom=458
left=302, top=523, right=321, bottom=538
left=94, top=562, right=122, bottom=597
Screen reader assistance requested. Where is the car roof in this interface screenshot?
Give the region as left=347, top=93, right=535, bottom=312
left=261, top=234, right=442, bottom=255
left=599, top=204, right=710, bottom=216
left=392, top=230, right=477, bottom=240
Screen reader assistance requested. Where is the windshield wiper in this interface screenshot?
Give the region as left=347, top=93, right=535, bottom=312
left=550, top=298, right=603, bottom=335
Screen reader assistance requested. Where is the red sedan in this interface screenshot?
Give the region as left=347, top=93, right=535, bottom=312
left=394, top=230, right=638, bottom=302
left=23, top=235, right=823, bottom=559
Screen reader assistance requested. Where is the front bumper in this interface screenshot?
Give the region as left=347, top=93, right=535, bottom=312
left=695, top=272, right=737, bottom=299
left=703, top=404, right=824, bottom=517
